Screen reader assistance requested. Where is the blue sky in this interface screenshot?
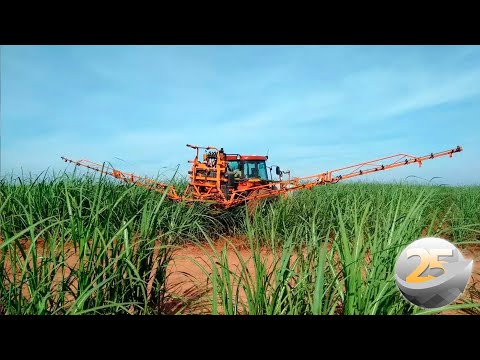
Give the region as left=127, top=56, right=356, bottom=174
left=2, top=45, right=480, bottom=185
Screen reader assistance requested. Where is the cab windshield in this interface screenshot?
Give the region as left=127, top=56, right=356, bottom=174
left=243, top=161, right=268, bottom=180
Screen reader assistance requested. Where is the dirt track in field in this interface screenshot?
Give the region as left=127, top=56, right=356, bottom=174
left=164, top=237, right=480, bottom=315
left=2, top=237, right=479, bottom=315
left=163, top=236, right=276, bottom=314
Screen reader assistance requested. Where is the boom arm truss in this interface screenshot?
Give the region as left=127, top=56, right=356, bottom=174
left=60, top=157, right=180, bottom=200
left=224, top=146, right=464, bottom=207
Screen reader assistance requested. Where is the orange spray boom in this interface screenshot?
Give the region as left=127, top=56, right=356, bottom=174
left=61, top=145, right=463, bottom=209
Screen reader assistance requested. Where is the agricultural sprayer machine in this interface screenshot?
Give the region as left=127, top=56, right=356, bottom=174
left=62, top=144, right=463, bottom=209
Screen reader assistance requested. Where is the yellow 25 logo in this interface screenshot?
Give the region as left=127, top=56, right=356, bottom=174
left=405, top=248, right=453, bottom=283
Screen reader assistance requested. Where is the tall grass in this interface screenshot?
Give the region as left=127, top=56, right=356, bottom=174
left=245, top=182, right=480, bottom=245
left=1, top=170, right=479, bottom=315
left=0, top=171, right=219, bottom=314
left=194, top=184, right=480, bottom=315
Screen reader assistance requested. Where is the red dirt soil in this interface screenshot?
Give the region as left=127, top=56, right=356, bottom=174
left=164, top=236, right=276, bottom=314
left=164, top=238, right=480, bottom=315
left=2, top=237, right=479, bottom=315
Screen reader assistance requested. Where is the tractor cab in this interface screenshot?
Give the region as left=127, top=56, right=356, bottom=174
left=226, top=155, right=269, bottom=181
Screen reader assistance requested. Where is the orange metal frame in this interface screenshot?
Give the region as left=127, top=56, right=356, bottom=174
left=61, top=145, right=463, bottom=209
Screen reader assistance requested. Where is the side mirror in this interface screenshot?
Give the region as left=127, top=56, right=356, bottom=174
left=276, top=166, right=281, bottom=175
left=239, top=162, right=244, bottom=171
